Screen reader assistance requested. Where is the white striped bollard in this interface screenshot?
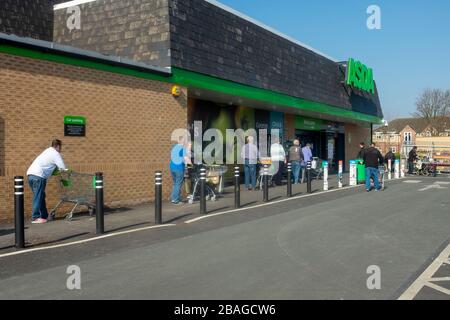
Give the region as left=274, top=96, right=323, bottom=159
left=155, top=171, right=162, bottom=224
left=14, top=176, right=25, bottom=248
left=323, top=161, right=329, bottom=191
left=95, top=172, right=104, bottom=234
left=394, top=159, right=400, bottom=179
left=287, top=162, right=292, bottom=197
left=388, top=159, right=392, bottom=180
left=263, top=164, right=269, bottom=202
left=234, top=166, right=240, bottom=209
left=200, top=167, right=207, bottom=214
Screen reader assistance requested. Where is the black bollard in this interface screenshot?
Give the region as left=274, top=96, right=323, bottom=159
left=234, top=166, right=240, bottom=209
left=14, top=176, right=25, bottom=248
left=263, top=164, right=269, bottom=202
left=306, top=161, right=312, bottom=194
left=200, top=167, right=207, bottom=214
left=95, top=172, right=104, bottom=234
left=287, top=162, right=292, bottom=198
left=155, top=171, right=162, bottom=224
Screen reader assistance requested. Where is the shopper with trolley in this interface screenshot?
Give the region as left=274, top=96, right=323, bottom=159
left=27, top=139, right=67, bottom=224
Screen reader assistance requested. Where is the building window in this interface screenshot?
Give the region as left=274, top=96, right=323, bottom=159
left=404, top=132, right=412, bottom=145
left=375, top=133, right=382, bottom=140
left=391, top=147, right=397, bottom=153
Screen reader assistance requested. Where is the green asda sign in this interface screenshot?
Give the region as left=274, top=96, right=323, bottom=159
left=346, top=58, right=375, bottom=94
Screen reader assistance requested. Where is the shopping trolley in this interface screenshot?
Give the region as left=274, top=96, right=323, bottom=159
left=256, top=157, right=276, bottom=190
left=50, top=171, right=96, bottom=221
left=186, top=165, right=220, bottom=204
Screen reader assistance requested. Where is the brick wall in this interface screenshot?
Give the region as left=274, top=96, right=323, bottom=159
left=344, top=124, right=371, bottom=163
left=284, top=113, right=295, bottom=142
left=0, top=0, right=54, bottom=40
left=0, top=52, right=187, bottom=223
left=53, top=0, right=171, bottom=68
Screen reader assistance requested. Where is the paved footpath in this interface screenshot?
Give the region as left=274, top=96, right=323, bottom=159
left=0, top=175, right=449, bottom=300
left=0, top=173, right=349, bottom=252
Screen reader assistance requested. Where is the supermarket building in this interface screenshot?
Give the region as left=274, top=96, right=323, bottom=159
left=0, top=0, right=383, bottom=221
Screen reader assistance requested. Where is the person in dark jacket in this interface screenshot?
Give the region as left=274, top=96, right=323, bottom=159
left=385, top=150, right=396, bottom=173
left=408, top=147, right=418, bottom=174
left=288, top=139, right=304, bottom=184
left=362, top=143, right=384, bottom=192
left=356, top=142, right=366, bottom=159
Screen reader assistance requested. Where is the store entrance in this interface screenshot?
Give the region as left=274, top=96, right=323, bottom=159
left=295, top=130, right=345, bottom=173
left=294, top=130, right=322, bottom=158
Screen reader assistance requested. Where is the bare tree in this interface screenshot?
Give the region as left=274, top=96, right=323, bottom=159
left=413, top=89, right=450, bottom=133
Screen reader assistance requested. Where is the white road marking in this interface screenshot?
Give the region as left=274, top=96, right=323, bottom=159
left=398, top=243, right=450, bottom=300
left=423, top=282, right=450, bottom=295
left=0, top=224, right=176, bottom=259
left=403, top=180, right=422, bottom=184
left=434, top=182, right=450, bottom=185
left=418, top=185, right=448, bottom=192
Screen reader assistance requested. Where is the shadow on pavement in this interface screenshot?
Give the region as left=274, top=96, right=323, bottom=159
left=29, top=232, right=91, bottom=248
left=107, top=222, right=151, bottom=233
left=242, top=201, right=258, bottom=208
left=0, top=229, right=14, bottom=237
left=164, top=213, right=194, bottom=224
left=208, top=206, right=231, bottom=214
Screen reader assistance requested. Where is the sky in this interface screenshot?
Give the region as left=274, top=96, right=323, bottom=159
left=217, top=0, right=450, bottom=121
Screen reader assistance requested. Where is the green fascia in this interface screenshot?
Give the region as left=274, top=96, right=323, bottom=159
left=171, top=67, right=382, bottom=124
left=0, top=43, right=382, bottom=124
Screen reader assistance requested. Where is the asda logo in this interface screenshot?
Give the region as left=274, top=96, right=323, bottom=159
left=346, top=58, right=375, bottom=94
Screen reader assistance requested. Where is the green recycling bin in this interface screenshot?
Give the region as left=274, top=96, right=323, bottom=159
left=355, top=159, right=365, bottom=184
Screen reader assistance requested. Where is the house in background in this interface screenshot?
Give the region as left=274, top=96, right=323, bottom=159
left=373, top=117, right=450, bottom=163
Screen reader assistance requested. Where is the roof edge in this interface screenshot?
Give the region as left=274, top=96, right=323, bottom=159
left=0, top=33, right=172, bottom=77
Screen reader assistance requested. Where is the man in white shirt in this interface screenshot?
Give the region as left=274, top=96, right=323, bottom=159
left=27, top=139, right=67, bottom=224
left=270, top=136, right=286, bottom=186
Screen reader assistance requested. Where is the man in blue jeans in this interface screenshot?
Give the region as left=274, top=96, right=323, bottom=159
left=288, top=139, right=304, bottom=184
left=241, top=135, right=258, bottom=190
left=27, top=139, right=67, bottom=224
left=170, top=136, right=190, bottom=205
left=362, top=142, right=384, bottom=192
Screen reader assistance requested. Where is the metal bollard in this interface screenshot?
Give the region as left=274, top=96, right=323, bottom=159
left=394, top=159, right=400, bottom=179
left=200, top=167, right=207, bottom=214
left=338, top=160, right=343, bottom=188
left=307, top=161, right=312, bottom=194
left=263, top=164, right=269, bottom=202
left=95, top=172, right=105, bottom=234
left=287, top=162, right=292, bottom=198
left=155, top=171, right=162, bottom=224
left=14, top=176, right=25, bottom=248
left=323, top=161, right=329, bottom=191
left=349, top=160, right=357, bottom=186
left=401, top=159, right=405, bottom=178
left=234, top=166, right=240, bottom=209
left=388, top=159, right=392, bottom=180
